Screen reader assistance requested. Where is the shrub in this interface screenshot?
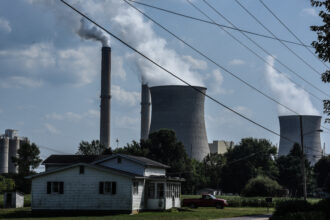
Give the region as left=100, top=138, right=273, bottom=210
left=272, top=199, right=313, bottom=217
left=0, top=176, right=15, bottom=193
left=242, top=176, right=282, bottom=197
left=270, top=211, right=326, bottom=220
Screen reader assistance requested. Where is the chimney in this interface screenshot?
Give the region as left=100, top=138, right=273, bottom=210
left=141, top=84, right=151, bottom=140
left=100, top=47, right=111, bottom=149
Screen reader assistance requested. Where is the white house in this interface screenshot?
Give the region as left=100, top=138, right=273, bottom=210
left=27, top=154, right=183, bottom=212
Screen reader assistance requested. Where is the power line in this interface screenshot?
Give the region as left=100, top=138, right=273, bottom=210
left=201, top=0, right=330, bottom=99
left=127, top=0, right=313, bottom=48
left=60, top=0, right=296, bottom=145
left=232, top=0, right=323, bottom=77
left=258, top=0, right=329, bottom=70
left=38, top=145, right=70, bottom=154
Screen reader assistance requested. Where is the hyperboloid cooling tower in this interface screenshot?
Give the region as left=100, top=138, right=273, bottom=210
left=100, top=47, right=111, bottom=149
left=279, top=115, right=322, bottom=165
left=149, top=85, right=209, bottom=161
left=141, top=84, right=151, bottom=140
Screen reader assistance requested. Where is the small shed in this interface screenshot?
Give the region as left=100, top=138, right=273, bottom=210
left=3, top=191, right=24, bottom=208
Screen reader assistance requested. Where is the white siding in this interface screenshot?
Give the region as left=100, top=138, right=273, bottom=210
left=144, top=167, right=165, bottom=176
left=31, top=166, right=133, bottom=210
left=165, top=197, right=181, bottom=209
left=99, top=158, right=145, bottom=176
left=132, top=180, right=145, bottom=210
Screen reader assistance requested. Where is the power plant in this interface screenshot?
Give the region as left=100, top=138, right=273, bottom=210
left=140, top=84, right=151, bottom=140
left=278, top=115, right=322, bottom=165
left=0, top=129, right=29, bottom=174
left=99, top=46, right=111, bottom=149
left=149, top=85, right=209, bottom=161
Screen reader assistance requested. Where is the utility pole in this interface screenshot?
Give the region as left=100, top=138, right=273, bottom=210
left=299, top=115, right=307, bottom=201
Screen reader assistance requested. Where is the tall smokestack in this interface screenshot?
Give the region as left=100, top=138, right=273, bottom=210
left=141, top=84, right=151, bottom=140
left=100, top=47, right=111, bottom=149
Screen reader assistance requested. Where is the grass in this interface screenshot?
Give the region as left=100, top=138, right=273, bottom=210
left=0, top=207, right=273, bottom=220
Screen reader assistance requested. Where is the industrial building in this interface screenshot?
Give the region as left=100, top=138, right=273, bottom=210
left=0, top=129, right=29, bottom=174
left=209, top=140, right=234, bottom=154
left=278, top=115, right=322, bottom=165
left=149, top=85, right=209, bottom=161
left=140, top=84, right=151, bottom=141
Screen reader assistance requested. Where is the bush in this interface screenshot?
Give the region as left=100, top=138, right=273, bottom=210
left=242, top=176, right=282, bottom=197
left=0, top=176, right=15, bottom=193
left=270, top=211, right=326, bottom=220
left=272, top=200, right=313, bottom=216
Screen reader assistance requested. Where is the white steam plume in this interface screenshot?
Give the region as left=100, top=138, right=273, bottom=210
left=77, top=18, right=110, bottom=47
left=265, top=56, right=319, bottom=115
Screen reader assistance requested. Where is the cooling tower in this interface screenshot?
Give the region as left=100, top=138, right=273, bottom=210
left=279, top=115, right=322, bottom=165
left=0, top=137, right=9, bottom=174
left=141, top=84, right=151, bottom=140
left=149, top=85, right=209, bottom=161
left=8, top=137, right=19, bottom=173
left=100, top=47, right=111, bottom=149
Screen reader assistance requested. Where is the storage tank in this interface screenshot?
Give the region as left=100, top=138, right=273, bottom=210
left=149, top=85, right=209, bottom=161
left=279, top=115, right=322, bottom=165
left=0, top=137, right=9, bottom=174
left=8, top=137, right=20, bottom=173
left=141, top=84, right=151, bottom=140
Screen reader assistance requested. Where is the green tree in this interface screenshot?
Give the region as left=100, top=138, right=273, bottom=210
left=76, top=140, right=109, bottom=155
left=277, top=143, right=312, bottom=197
left=12, top=142, right=42, bottom=176
left=0, top=176, right=15, bottom=193
left=314, top=155, right=330, bottom=192
left=221, top=138, right=278, bottom=194
left=202, top=153, right=226, bottom=189
left=310, top=0, right=330, bottom=122
left=113, top=140, right=148, bottom=156
left=242, top=175, right=282, bottom=197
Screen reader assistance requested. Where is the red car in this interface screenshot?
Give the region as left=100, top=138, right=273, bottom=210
left=182, top=194, right=228, bottom=209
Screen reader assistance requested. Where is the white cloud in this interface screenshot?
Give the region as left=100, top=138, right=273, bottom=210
left=0, top=17, right=11, bottom=33
left=45, top=110, right=99, bottom=122
left=112, top=56, right=126, bottom=80
left=114, top=115, right=139, bottom=129
left=0, top=76, right=43, bottom=88
left=0, top=43, right=99, bottom=87
left=111, top=85, right=140, bottom=106
left=207, top=69, right=232, bottom=95
left=264, top=56, right=319, bottom=115
left=44, top=123, right=60, bottom=134
left=229, top=59, right=245, bottom=66
left=182, top=55, right=208, bottom=70
left=301, top=8, right=318, bottom=17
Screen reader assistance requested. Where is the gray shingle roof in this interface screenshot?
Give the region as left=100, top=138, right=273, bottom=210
left=42, top=155, right=109, bottom=165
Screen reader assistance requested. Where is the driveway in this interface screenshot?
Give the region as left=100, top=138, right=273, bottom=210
left=216, top=214, right=272, bottom=220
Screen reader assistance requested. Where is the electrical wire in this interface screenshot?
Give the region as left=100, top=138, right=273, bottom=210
left=201, top=0, right=330, bottom=99
left=258, top=0, right=329, bottom=69
left=126, top=0, right=313, bottom=48
left=232, top=0, right=323, bottom=76
left=60, top=0, right=296, bottom=145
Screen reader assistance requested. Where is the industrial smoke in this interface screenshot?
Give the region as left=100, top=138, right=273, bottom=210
left=77, top=18, right=110, bottom=47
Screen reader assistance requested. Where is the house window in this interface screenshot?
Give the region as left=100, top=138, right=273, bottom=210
left=157, top=183, right=164, bottom=199
left=133, top=181, right=139, bottom=195
left=47, top=182, right=64, bottom=194
left=166, top=183, right=180, bottom=198
left=99, top=181, right=117, bottom=195
left=117, top=157, right=122, bottom=164
left=148, top=182, right=155, bottom=198
left=79, top=165, right=84, bottom=174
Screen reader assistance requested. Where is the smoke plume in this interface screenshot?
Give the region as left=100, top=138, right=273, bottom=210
left=77, top=18, right=110, bottom=47
left=264, top=56, right=319, bottom=115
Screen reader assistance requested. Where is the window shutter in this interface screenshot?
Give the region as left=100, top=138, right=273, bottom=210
left=112, top=182, right=116, bottom=195
left=59, top=182, right=64, bottom=194
left=47, top=182, right=51, bottom=194
left=99, top=182, right=104, bottom=194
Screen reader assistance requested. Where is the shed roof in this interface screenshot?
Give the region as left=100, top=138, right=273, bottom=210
left=42, top=155, right=109, bottom=165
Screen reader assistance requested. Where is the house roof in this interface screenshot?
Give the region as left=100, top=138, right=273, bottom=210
left=93, top=154, right=170, bottom=168
left=42, top=155, right=109, bottom=165
left=26, top=163, right=142, bottom=179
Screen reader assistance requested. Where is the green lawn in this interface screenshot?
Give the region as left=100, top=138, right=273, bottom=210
left=0, top=207, right=273, bottom=220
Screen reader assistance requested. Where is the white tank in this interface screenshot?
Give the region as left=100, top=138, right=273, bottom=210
left=8, top=137, right=20, bottom=173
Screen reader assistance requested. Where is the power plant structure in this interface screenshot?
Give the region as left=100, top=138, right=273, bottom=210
left=278, top=115, right=322, bottom=165
left=0, top=129, right=29, bottom=174
left=140, top=84, right=151, bottom=140
left=149, top=85, right=209, bottom=161
left=99, top=46, right=111, bottom=149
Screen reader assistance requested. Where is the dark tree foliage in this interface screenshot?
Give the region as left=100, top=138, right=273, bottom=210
left=314, top=155, right=330, bottom=192
left=242, top=175, right=282, bottom=197
left=310, top=0, right=330, bottom=122
left=12, top=142, right=42, bottom=176
left=220, top=138, right=278, bottom=194
left=201, top=153, right=226, bottom=189
left=277, top=143, right=312, bottom=197
left=76, top=140, right=109, bottom=155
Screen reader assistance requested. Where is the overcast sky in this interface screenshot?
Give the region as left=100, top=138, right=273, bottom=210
left=0, top=0, right=329, bottom=161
